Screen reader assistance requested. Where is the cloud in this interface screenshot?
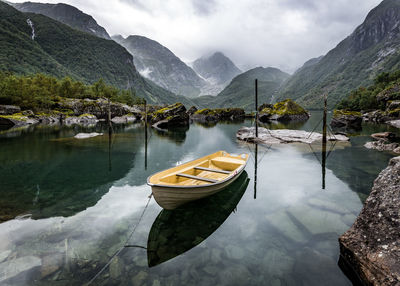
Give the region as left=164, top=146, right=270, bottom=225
left=9, top=0, right=382, bottom=73
left=191, top=0, right=217, bottom=16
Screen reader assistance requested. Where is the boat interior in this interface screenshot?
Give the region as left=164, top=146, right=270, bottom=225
left=148, top=151, right=248, bottom=186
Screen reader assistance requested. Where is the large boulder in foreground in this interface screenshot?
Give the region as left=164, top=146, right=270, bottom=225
left=339, top=156, right=400, bottom=285
left=258, top=99, right=309, bottom=122
left=331, top=110, right=362, bottom=130
left=151, top=103, right=189, bottom=129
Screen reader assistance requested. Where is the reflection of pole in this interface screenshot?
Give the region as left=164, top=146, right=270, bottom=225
left=255, top=79, right=258, bottom=138
left=144, top=100, right=148, bottom=170
left=108, top=126, right=112, bottom=172
left=254, top=143, right=258, bottom=199
left=322, top=94, right=327, bottom=189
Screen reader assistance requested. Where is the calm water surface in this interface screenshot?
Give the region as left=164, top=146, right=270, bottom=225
left=0, top=112, right=397, bottom=285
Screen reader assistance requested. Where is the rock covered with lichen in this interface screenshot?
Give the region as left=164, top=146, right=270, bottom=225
left=191, top=108, right=245, bottom=123
left=339, top=156, right=400, bottom=285
left=331, top=109, right=362, bottom=130
left=150, top=103, right=189, bottom=129
left=258, top=99, right=309, bottom=122
left=0, top=113, right=39, bottom=127
left=56, top=98, right=141, bottom=119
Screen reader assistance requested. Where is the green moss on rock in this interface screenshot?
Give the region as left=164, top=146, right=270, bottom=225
left=0, top=113, right=28, bottom=121
left=333, top=109, right=362, bottom=117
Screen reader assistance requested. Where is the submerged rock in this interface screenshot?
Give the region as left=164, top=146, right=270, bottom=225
left=331, top=110, right=362, bottom=130
left=258, top=99, right=309, bottom=122
left=74, top=132, right=103, bottom=139
left=236, top=126, right=349, bottom=145
left=0, top=256, right=42, bottom=283
left=339, top=156, right=400, bottom=285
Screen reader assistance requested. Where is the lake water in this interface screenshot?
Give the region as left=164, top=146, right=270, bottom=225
left=0, top=112, right=397, bottom=285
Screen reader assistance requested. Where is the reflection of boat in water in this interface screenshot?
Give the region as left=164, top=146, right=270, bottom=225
left=147, top=151, right=249, bottom=209
left=147, top=171, right=249, bottom=267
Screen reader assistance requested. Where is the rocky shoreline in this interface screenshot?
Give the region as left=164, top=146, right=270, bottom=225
left=0, top=99, right=141, bottom=129
left=339, top=156, right=400, bottom=285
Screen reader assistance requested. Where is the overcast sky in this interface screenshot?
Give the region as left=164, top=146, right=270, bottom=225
left=11, top=0, right=383, bottom=73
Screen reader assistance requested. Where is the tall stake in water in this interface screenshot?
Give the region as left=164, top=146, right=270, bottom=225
left=144, top=100, right=148, bottom=170
left=254, top=143, right=258, bottom=199
left=322, top=94, right=327, bottom=189
left=255, top=79, right=258, bottom=138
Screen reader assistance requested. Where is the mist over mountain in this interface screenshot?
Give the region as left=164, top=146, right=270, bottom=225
left=0, top=1, right=194, bottom=105
left=113, top=34, right=207, bottom=98
left=193, top=67, right=290, bottom=110
left=277, top=0, right=400, bottom=109
left=192, top=52, right=242, bottom=95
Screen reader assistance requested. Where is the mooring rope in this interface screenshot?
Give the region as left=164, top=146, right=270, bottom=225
left=86, top=193, right=153, bottom=286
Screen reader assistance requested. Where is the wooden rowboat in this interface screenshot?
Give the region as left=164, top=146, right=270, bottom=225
left=147, top=151, right=249, bottom=209
left=147, top=171, right=249, bottom=267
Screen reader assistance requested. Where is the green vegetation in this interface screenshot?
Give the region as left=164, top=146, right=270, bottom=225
left=0, top=72, right=143, bottom=111
left=0, top=1, right=190, bottom=105
left=333, top=110, right=362, bottom=117
left=276, top=0, right=400, bottom=109
left=336, top=70, right=400, bottom=111
left=194, top=108, right=243, bottom=116
left=261, top=99, right=308, bottom=115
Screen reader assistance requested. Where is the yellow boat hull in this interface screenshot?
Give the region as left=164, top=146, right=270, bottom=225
left=147, top=151, right=249, bottom=209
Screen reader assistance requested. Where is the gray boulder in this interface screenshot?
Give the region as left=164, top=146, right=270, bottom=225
left=331, top=110, right=362, bottom=130
left=339, top=156, right=400, bottom=285
left=0, top=105, right=21, bottom=115
left=150, top=103, right=189, bottom=128
left=57, top=98, right=141, bottom=119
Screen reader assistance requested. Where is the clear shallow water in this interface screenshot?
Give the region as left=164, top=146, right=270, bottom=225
left=0, top=112, right=397, bottom=285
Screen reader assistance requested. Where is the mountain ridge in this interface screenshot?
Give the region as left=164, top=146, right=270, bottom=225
left=0, top=1, right=194, bottom=106
left=113, top=34, right=207, bottom=98
left=12, top=1, right=111, bottom=39
left=277, top=0, right=400, bottom=109
left=193, top=66, right=290, bottom=110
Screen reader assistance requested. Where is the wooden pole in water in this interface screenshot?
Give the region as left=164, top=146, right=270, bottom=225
left=255, top=79, right=258, bottom=138
left=322, top=94, right=327, bottom=189
left=254, top=143, right=258, bottom=199
left=144, top=100, right=148, bottom=170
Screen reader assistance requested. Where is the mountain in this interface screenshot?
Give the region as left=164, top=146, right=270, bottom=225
left=0, top=1, right=193, bottom=105
left=192, top=52, right=242, bottom=95
left=193, top=67, right=290, bottom=111
left=12, top=1, right=111, bottom=39
left=277, top=0, right=400, bottom=109
left=113, top=35, right=206, bottom=98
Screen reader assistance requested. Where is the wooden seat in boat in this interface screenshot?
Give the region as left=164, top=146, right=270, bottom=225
left=176, top=173, right=218, bottom=183
left=194, top=166, right=231, bottom=174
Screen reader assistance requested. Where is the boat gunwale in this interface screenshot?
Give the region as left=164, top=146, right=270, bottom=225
left=147, top=151, right=248, bottom=189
